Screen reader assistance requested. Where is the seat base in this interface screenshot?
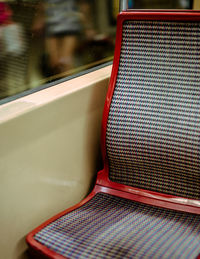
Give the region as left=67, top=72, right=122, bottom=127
left=28, top=191, right=200, bottom=259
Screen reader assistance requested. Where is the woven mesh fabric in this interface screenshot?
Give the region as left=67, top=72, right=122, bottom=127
left=34, top=193, right=200, bottom=258
left=106, top=21, right=200, bottom=199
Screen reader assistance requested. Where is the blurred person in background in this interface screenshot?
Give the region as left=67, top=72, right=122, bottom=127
left=33, top=0, right=82, bottom=76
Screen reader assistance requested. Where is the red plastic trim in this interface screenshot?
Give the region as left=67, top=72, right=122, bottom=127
left=119, top=11, right=200, bottom=21
left=100, top=11, right=200, bottom=214
left=97, top=171, right=200, bottom=214
left=101, top=15, right=123, bottom=164
left=124, top=9, right=200, bottom=13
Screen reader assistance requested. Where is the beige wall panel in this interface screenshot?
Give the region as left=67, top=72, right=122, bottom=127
left=0, top=65, right=112, bottom=259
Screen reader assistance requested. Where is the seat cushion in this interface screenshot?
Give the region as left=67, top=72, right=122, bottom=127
left=106, top=20, right=200, bottom=199
left=34, top=193, right=200, bottom=258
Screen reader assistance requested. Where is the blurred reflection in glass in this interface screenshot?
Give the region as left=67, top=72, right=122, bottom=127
left=0, top=2, right=27, bottom=98
left=0, top=2, right=12, bottom=25
left=0, top=2, right=11, bottom=60
left=0, top=0, right=192, bottom=102
left=0, top=2, right=12, bottom=97
left=33, top=0, right=82, bottom=76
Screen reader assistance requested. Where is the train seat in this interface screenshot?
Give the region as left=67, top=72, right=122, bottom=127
left=26, top=11, right=200, bottom=258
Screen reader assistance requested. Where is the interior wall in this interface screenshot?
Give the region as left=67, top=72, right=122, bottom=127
left=0, top=65, right=111, bottom=259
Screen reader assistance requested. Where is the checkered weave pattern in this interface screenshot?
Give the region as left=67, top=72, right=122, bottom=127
left=34, top=193, right=200, bottom=258
left=106, top=21, right=200, bottom=199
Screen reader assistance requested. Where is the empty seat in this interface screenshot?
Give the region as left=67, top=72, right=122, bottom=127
left=26, top=10, right=200, bottom=259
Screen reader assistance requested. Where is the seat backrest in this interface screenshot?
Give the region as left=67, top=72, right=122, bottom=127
left=104, top=12, right=200, bottom=200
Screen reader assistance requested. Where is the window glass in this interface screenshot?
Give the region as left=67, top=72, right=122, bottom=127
left=0, top=0, right=194, bottom=101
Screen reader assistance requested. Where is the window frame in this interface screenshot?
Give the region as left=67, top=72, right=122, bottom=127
left=0, top=61, right=113, bottom=106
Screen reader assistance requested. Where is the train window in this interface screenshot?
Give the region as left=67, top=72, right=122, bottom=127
left=0, top=0, right=195, bottom=103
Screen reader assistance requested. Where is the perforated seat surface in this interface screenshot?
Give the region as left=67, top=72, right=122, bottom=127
left=106, top=21, right=200, bottom=199
left=34, top=193, right=200, bottom=259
